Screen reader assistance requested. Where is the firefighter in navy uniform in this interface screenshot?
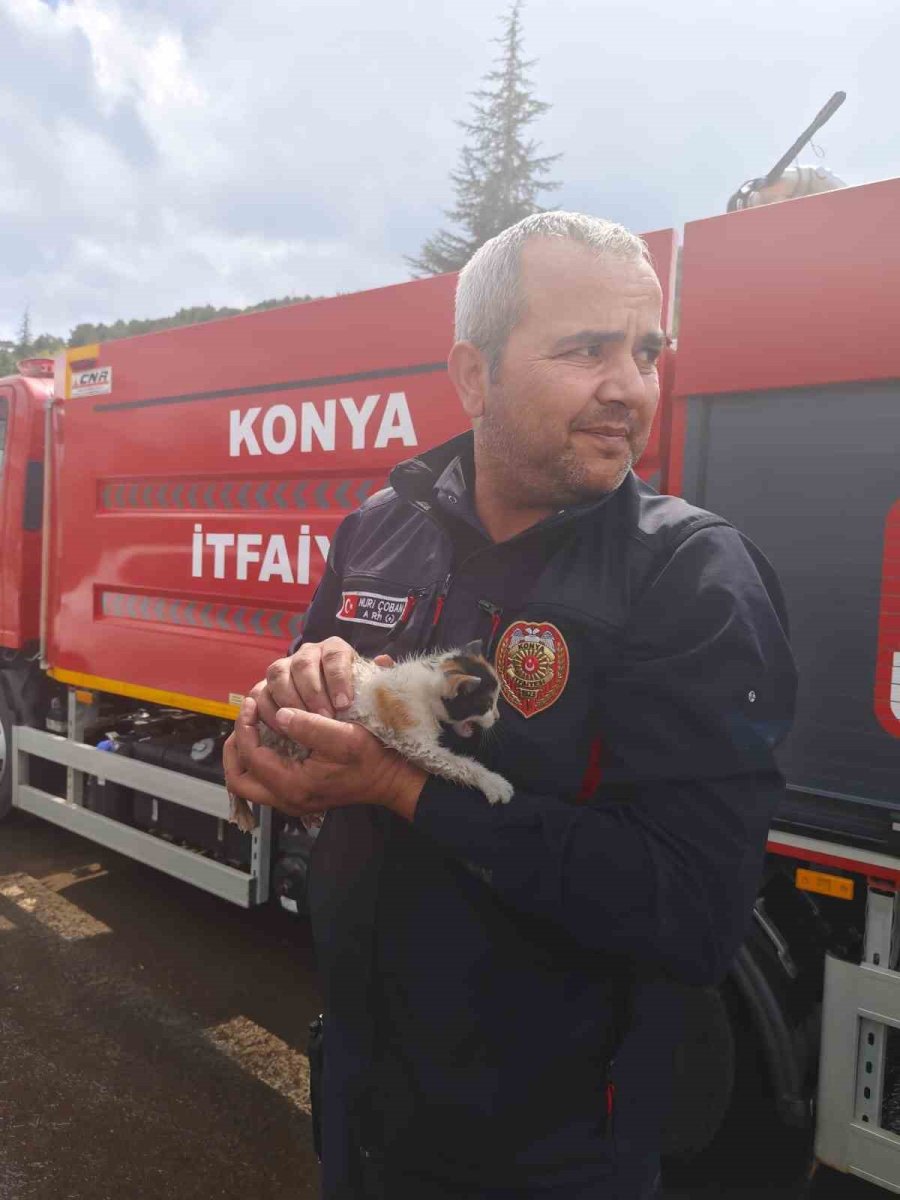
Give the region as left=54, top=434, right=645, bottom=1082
left=224, top=213, right=797, bottom=1199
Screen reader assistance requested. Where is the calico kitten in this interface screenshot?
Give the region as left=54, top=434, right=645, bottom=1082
left=228, top=641, right=513, bottom=831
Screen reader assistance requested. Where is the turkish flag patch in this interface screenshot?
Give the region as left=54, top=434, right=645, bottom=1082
left=495, top=621, right=570, bottom=719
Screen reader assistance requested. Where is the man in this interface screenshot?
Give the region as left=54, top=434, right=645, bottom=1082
left=224, top=212, right=797, bottom=1199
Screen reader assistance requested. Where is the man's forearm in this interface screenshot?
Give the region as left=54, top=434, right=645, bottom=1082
left=412, top=772, right=781, bottom=987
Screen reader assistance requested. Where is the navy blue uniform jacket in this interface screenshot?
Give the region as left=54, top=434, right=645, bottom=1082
left=302, top=432, right=797, bottom=1198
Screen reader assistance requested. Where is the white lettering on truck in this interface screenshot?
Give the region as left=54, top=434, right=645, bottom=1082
left=191, top=523, right=330, bottom=585
left=262, top=406, right=296, bottom=455
left=229, top=392, right=417, bottom=457
left=230, top=408, right=262, bottom=456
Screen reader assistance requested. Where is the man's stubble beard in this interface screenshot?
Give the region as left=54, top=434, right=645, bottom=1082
left=476, top=390, right=636, bottom=510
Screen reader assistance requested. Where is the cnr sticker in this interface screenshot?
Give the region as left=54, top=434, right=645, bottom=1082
left=71, top=365, right=112, bottom=397
left=875, top=500, right=900, bottom=738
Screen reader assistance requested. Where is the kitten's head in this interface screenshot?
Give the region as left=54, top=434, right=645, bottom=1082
left=434, top=640, right=501, bottom=738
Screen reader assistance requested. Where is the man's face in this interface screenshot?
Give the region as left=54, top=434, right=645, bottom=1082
left=477, top=237, right=665, bottom=506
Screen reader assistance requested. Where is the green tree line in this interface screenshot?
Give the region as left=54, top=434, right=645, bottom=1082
left=0, top=294, right=314, bottom=379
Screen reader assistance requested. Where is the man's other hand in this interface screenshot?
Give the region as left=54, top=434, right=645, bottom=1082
left=222, top=698, right=426, bottom=822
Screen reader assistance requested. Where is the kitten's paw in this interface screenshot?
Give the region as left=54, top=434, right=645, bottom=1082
left=481, top=774, right=514, bottom=806
left=228, top=791, right=258, bottom=832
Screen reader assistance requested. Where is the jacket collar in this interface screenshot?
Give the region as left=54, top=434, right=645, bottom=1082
left=389, top=430, right=632, bottom=538
left=389, top=431, right=475, bottom=507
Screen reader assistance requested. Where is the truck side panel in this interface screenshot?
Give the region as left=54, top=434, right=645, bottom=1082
left=675, top=177, right=900, bottom=397
left=681, top=381, right=900, bottom=806
left=47, top=275, right=462, bottom=713
left=673, top=179, right=900, bottom=814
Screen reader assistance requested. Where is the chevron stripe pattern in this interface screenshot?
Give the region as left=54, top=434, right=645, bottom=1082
left=101, top=591, right=308, bottom=641
left=98, top=477, right=383, bottom=512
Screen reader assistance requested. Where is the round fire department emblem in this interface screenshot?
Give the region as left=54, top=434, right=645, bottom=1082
left=494, top=622, right=570, bottom=719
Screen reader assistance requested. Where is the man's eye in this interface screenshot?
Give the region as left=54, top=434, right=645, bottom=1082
left=567, top=345, right=603, bottom=359
left=635, top=348, right=661, bottom=370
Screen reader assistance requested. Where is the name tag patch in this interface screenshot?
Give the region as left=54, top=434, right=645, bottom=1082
left=337, top=591, right=411, bottom=629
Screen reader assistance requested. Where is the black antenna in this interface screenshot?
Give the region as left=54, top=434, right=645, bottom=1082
left=727, top=92, right=847, bottom=212
left=763, top=91, right=847, bottom=185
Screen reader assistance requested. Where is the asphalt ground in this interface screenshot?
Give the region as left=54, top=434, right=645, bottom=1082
left=0, top=811, right=885, bottom=1200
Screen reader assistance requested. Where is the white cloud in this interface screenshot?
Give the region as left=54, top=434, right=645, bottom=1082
left=0, top=0, right=897, bottom=341
left=27, top=0, right=206, bottom=113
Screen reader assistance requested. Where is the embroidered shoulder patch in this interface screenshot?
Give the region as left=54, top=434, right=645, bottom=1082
left=337, top=591, right=412, bottom=629
left=494, top=621, right=570, bottom=718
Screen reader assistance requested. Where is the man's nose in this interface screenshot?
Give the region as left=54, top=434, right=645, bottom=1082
left=593, top=350, right=646, bottom=405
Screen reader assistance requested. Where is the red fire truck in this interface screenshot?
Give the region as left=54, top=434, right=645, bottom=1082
left=2, top=177, right=900, bottom=1187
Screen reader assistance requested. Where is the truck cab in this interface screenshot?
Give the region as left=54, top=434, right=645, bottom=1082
left=0, top=359, right=51, bottom=654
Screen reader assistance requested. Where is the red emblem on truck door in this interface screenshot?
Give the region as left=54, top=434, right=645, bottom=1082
left=876, top=501, right=900, bottom=738
left=495, top=622, right=569, bottom=718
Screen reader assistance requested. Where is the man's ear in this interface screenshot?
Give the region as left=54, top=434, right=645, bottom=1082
left=448, top=341, right=490, bottom=421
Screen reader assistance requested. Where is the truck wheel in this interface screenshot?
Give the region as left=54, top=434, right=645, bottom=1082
left=661, top=985, right=736, bottom=1162
left=663, top=980, right=810, bottom=1187
left=0, top=684, right=14, bottom=819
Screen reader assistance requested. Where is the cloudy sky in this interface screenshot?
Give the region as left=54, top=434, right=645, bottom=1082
left=1, top=0, right=895, bottom=342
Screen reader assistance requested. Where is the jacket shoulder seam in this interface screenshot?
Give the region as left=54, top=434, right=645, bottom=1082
left=358, top=486, right=400, bottom=514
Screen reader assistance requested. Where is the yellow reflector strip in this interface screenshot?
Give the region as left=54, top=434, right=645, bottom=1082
left=74, top=689, right=95, bottom=704
left=48, top=667, right=238, bottom=721
left=796, top=868, right=855, bottom=901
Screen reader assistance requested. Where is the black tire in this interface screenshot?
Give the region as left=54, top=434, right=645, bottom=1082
left=0, top=681, right=14, bottom=819
left=663, top=981, right=811, bottom=1188
left=660, top=985, right=736, bottom=1163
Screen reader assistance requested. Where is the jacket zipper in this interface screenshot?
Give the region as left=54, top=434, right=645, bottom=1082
left=427, top=573, right=454, bottom=648
left=478, top=599, right=504, bottom=658
left=381, top=587, right=428, bottom=650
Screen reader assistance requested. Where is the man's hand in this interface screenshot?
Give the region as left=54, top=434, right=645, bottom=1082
left=251, top=638, right=392, bottom=733
left=264, top=636, right=358, bottom=720
left=223, top=697, right=426, bottom=823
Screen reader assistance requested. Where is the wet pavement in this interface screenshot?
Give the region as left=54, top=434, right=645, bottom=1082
left=0, top=811, right=320, bottom=1199
left=0, top=811, right=886, bottom=1199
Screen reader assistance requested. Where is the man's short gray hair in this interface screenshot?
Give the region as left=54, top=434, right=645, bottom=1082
left=455, top=211, right=652, bottom=378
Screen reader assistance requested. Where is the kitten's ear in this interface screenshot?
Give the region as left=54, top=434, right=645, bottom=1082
left=462, top=639, right=484, bottom=658
left=447, top=673, right=482, bottom=698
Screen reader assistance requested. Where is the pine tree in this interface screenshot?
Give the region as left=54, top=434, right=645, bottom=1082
left=407, top=1, right=560, bottom=276
left=16, top=308, right=32, bottom=355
